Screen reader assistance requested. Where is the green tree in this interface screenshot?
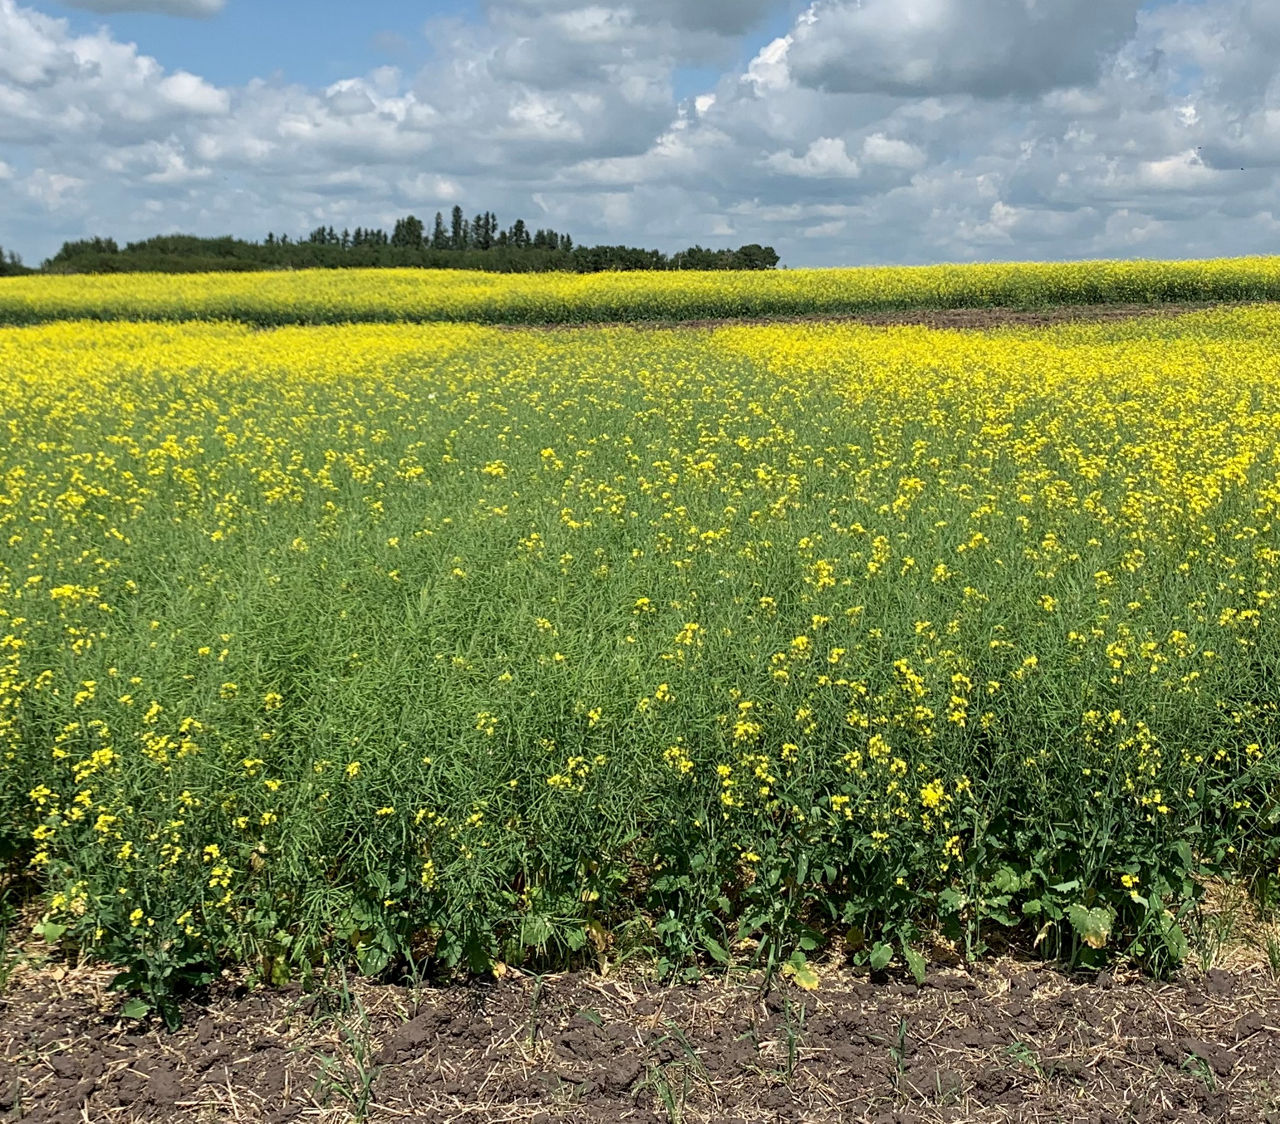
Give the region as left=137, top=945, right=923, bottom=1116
left=391, top=215, right=425, bottom=249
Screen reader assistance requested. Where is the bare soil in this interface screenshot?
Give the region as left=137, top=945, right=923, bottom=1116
left=503, top=300, right=1267, bottom=333
left=2, top=957, right=1279, bottom=1123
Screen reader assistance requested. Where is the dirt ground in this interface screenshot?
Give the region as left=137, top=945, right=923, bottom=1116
left=2, top=955, right=1279, bottom=1124
left=503, top=300, right=1265, bottom=334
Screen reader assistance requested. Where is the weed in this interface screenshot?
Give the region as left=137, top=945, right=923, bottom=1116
left=1005, top=1041, right=1044, bottom=1079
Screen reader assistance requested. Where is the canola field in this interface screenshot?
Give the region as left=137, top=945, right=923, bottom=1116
left=3, top=296, right=1280, bottom=1016
left=3, top=255, right=1280, bottom=326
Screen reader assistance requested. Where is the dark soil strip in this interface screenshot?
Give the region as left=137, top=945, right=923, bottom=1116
left=497, top=299, right=1273, bottom=334
left=3, top=960, right=1278, bottom=1122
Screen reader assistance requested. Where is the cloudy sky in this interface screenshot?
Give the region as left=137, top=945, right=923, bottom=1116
left=1, top=0, right=1277, bottom=266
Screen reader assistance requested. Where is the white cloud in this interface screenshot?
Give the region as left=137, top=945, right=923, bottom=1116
left=744, top=36, right=793, bottom=93
left=0, top=0, right=229, bottom=144
left=788, top=0, right=1143, bottom=98
left=490, top=0, right=782, bottom=39
left=861, top=133, right=926, bottom=170
left=804, top=218, right=846, bottom=238
left=158, top=71, right=229, bottom=115
left=22, top=168, right=87, bottom=209
left=1134, top=150, right=1224, bottom=192
left=2, top=0, right=1280, bottom=267
left=766, top=136, right=860, bottom=178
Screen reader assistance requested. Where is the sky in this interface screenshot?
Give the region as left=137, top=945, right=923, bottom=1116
left=1, top=0, right=1278, bottom=267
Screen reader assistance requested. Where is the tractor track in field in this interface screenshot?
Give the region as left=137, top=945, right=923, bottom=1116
left=496, top=299, right=1271, bottom=333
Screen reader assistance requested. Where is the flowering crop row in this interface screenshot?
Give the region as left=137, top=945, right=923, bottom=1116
left=2, top=304, right=1279, bottom=1017
left=2, top=256, right=1279, bottom=326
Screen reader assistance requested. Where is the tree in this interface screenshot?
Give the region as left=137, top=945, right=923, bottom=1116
left=391, top=214, right=425, bottom=249
left=23, top=207, right=778, bottom=276
left=46, top=236, right=119, bottom=265
left=0, top=246, right=24, bottom=276
left=733, top=243, right=779, bottom=270
left=472, top=211, right=498, bottom=251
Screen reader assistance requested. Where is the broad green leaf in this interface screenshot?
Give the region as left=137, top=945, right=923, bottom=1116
left=1066, top=904, right=1113, bottom=950
left=993, top=867, right=1024, bottom=893
left=33, top=920, right=67, bottom=943
left=901, top=941, right=927, bottom=985
left=701, top=934, right=730, bottom=965
left=120, top=998, right=151, bottom=1020
left=783, top=956, right=821, bottom=991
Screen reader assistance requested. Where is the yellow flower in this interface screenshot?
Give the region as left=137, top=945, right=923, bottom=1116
left=920, top=780, right=949, bottom=810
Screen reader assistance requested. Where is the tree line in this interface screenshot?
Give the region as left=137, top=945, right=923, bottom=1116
left=34, top=205, right=779, bottom=274
left=0, top=246, right=29, bottom=277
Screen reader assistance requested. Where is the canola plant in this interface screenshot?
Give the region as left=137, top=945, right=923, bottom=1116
left=2, top=300, right=1279, bottom=1016
left=1, top=255, right=1279, bottom=326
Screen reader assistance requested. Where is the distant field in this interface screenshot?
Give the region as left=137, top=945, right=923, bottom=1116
left=1, top=256, right=1279, bottom=326
left=3, top=296, right=1280, bottom=1020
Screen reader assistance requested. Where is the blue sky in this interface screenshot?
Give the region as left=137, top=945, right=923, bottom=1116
left=45, top=0, right=483, bottom=88
left=42, top=0, right=805, bottom=99
left=3, top=0, right=1277, bottom=266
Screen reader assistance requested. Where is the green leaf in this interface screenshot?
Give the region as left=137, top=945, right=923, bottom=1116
left=521, top=915, right=553, bottom=948
left=790, top=965, right=820, bottom=991
left=937, top=888, right=967, bottom=914
left=992, top=867, right=1025, bottom=893
left=357, top=945, right=390, bottom=976
left=120, top=997, right=151, bottom=1020
left=33, top=920, right=67, bottom=943
left=701, top=934, right=730, bottom=965
left=901, top=941, right=926, bottom=985
left=1160, top=916, right=1189, bottom=962
left=869, top=942, right=893, bottom=971
left=1066, top=903, right=1113, bottom=950
left=783, top=953, right=820, bottom=991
